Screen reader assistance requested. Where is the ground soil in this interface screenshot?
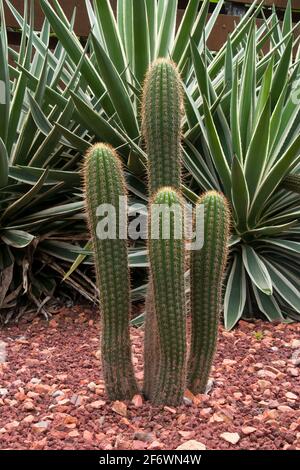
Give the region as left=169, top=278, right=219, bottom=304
left=0, top=306, right=299, bottom=450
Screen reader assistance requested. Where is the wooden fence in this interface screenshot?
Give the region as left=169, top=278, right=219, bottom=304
left=4, top=0, right=300, bottom=51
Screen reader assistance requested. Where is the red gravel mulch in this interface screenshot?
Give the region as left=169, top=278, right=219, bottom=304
left=0, top=306, right=299, bottom=450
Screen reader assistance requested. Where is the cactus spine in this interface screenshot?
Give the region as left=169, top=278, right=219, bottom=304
left=142, top=58, right=183, bottom=193
left=188, top=191, right=230, bottom=394
left=281, top=174, right=300, bottom=194
left=83, top=144, right=138, bottom=400
left=148, top=187, right=186, bottom=405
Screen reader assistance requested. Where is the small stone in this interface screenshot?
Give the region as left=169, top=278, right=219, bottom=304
left=133, top=432, right=154, bottom=443
left=90, top=400, right=106, bottom=409
left=56, top=374, right=68, bottom=381
left=6, top=421, right=20, bottom=430
left=148, top=440, right=164, bottom=450
left=285, top=392, right=298, bottom=400
left=70, top=394, right=82, bottom=406
left=290, top=339, right=300, bottom=349
left=0, top=388, right=8, bottom=397
left=30, top=378, right=41, bottom=385
left=49, top=319, right=58, bottom=328
left=32, top=421, right=50, bottom=433
left=257, top=370, right=277, bottom=379
left=22, top=415, right=35, bottom=423
left=200, top=407, right=212, bottom=417
left=94, top=350, right=101, bottom=360
left=135, top=371, right=144, bottom=381
left=277, top=405, right=293, bottom=412
left=176, top=440, right=206, bottom=450
left=132, top=394, right=143, bottom=407
left=241, top=426, right=257, bottom=435
left=83, top=430, right=94, bottom=441
left=34, top=384, right=51, bottom=394
left=288, top=368, right=299, bottom=377
left=223, top=359, right=237, bottom=366
left=164, top=406, right=177, bottom=414
left=132, top=440, right=146, bottom=450
left=220, top=432, right=240, bottom=444
left=112, top=401, right=127, bottom=417
left=23, top=400, right=35, bottom=411
left=57, top=398, right=70, bottom=405
left=52, top=390, right=64, bottom=398
left=27, top=391, right=39, bottom=399
left=87, top=382, right=97, bottom=391
left=178, top=430, right=195, bottom=439
left=257, top=379, right=272, bottom=389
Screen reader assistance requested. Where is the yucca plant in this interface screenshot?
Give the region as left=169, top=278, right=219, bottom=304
left=60, top=0, right=299, bottom=328
left=6, top=0, right=299, bottom=328
left=185, top=6, right=300, bottom=328
left=0, top=1, right=96, bottom=321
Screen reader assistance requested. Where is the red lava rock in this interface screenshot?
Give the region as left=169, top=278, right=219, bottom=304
left=164, top=406, right=177, bottom=414
left=22, top=415, right=35, bottom=423
left=132, top=394, right=143, bottom=407
left=83, top=430, right=94, bottom=441
left=90, top=400, right=106, bottom=409
left=241, top=426, right=257, bottom=435
left=131, top=440, right=146, bottom=450
left=23, top=400, right=36, bottom=411
left=148, top=440, right=164, bottom=450
left=5, top=421, right=19, bottom=431
left=0, top=306, right=299, bottom=450
left=32, top=421, right=50, bottom=434
left=111, top=401, right=127, bottom=417
left=133, top=432, right=154, bottom=442
left=176, top=440, right=206, bottom=450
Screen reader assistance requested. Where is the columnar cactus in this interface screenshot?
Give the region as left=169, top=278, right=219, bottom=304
left=142, top=59, right=185, bottom=403
left=281, top=174, right=300, bottom=194
left=83, top=143, right=138, bottom=400
left=188, top=191, right=230, bottom=394
left=148, top=187, right=186, bottom=405
left=142, top=58, right=183, bottom=193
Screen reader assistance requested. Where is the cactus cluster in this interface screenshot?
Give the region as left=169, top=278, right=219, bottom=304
left=83, top=59, right=230, bottom=405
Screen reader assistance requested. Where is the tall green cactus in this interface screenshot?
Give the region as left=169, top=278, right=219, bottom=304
left=281, top=174, right=300, bottom=194
left=142, top=58, right=183, bottom=193
left=83, top=143, right=138, bottom=400
left=148, top=187, right=186, bottom=405
left=188, top=191, right=230, bottom=395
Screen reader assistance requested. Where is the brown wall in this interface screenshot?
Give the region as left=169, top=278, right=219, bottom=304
left=4, top=0, right=300, bottom=52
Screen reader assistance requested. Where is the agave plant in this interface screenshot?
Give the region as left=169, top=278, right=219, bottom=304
left=185, top=4, right=300, bottom=328
left=0, top=0, right=97, bottom=321
left=55, top=0, right=299, bottom=328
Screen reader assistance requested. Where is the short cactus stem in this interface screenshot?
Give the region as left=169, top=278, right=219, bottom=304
left=281, top=174, right=300, bottom=194
left=142, top=58, right=184, bottom=193
left=188, top=191, right=230, bottom=395
left=83, top=143, right=138, bottom=400
left=148, top=187, right=186, bottom=405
